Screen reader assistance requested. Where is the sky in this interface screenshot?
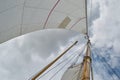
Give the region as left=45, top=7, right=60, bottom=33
left=89, top=0, right=120, bottom=80
left=0, top=0, right=120, bottom=80
left=0, top=29, right=87, bottom=80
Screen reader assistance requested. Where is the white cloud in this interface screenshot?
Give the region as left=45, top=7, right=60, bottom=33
left=0, top=29, right=86, bottom=80
left=0, top=0, right=120, bottom=80
left=91, top=0, right=120, bottom=79
left=91, top=0, right=120, bottom=48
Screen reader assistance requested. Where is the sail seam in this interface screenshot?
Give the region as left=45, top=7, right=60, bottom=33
left=43, top=0, right=61, bottom=29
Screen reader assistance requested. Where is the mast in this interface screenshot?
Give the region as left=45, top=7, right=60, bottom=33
left=80, top=39, right=91, bottom=80
left=80, top=0, right=93, bottom=79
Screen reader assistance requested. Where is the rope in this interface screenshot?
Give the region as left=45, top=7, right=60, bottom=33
left=37, top=49, right=78, bottom=79
left=48, top=50, right=79, bottom=80
left=91, top=62, right=94, bottom=80
left=71, top=44, right=86, bottom=65
left=33, top=44, right=86, bottom=80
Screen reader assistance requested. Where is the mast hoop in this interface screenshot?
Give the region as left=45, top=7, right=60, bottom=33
left=83, top=56, right=91, bottom=61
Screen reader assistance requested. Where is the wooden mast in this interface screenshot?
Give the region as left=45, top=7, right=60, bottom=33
left=80, top=0, right=93, bottom=79
left=80, top=39, right=92, bottom=80
left=31, top=41, right=78, bottom=80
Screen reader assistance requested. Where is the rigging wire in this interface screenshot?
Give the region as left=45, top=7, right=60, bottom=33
left=91, top=52, right=109, bottom=80
left=92, top=48, right=115, bottom=80
left=29, top=41, right=79, bottom=80
left=98, top=50, right=120, bottom=78
left=91, top=52, right=98, bottom=80
left=48, top=49, right=79, bottom=80
left=71, top=44, right=86, bottom=65
left=36, top=50, right=78, bottom=79
left=92, top=51, right=112, bottom=80
left=69, top=45, right=86, bottom=80
left=93, top=49, right=115, bottom=80
left=91, top=52, right=101, bottom=79
left=91, top=60, right=94, bottom=80
left=29, top=50, right=76, bottom=80
left=95, top=49, right=120, bottom=79
left=91, top=50, right=112, bottom=80
left=94, top=49, right=115, bottom=80
left=33, top=44, right=86, bottom=80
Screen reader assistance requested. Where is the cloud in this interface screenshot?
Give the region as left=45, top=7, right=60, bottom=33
left=0, top=0, right=120, bottom=80
left=90, top=0, right=120, bottom=79
left=0, top=29, right=86, bottom=80
left=91, top=0, right=120, bottom=48
left=88, top=0, right=100, bottom=27
left=15, top=29, right=85, bottom=58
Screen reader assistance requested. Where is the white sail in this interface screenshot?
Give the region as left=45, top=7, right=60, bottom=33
left=61, top=64, right=82, bottom=80
left=0, top=0, right=87, bottom=43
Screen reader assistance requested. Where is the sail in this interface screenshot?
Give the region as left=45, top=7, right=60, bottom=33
left=61, top=64, right=82, bottom=80
left=0, top=0, right=87, bottom=43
